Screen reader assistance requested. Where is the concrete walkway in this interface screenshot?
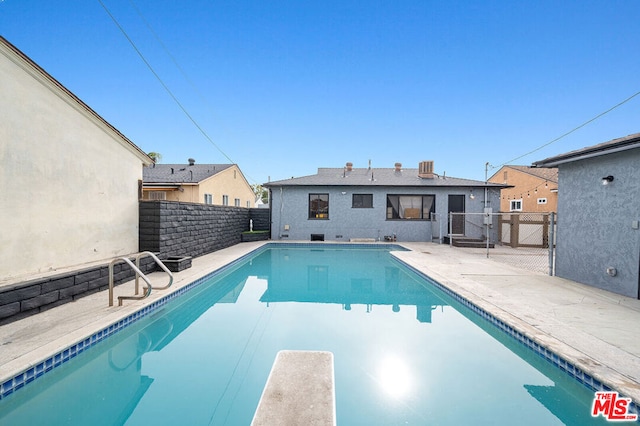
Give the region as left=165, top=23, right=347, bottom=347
left=1, top=241, right=639, bottom=407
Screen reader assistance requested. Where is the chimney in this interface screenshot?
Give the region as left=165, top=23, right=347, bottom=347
left=188, top=158, right=196, bottom=166
left=394, top=162, right=402, bottom=172
left=345, top=162, right=353, bottom=172
left=418, top=161, right=434, bottom=179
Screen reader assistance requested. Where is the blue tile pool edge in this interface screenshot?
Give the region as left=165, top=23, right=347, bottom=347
left=0, top=245, right=266, bottom=400
left=396, top=257, right=639, bottom=418
left=2, top=242, right=637, bottom=420
left=0, top=242, right=404, bottom=400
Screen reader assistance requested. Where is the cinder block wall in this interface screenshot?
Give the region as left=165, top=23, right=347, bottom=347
left=139, top=201, right=269, bottom=257
left=250, top=208, right=270, bottom=231
left=0, top=202, right=271, bottom=324
left=0, top=256, right=156, bottom=325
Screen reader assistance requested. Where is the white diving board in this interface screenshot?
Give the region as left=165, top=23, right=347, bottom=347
left=251, top=350, right=336, bottom=426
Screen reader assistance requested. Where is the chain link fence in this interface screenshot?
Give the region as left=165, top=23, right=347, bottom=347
left=445, top=212, right=556, bottom=275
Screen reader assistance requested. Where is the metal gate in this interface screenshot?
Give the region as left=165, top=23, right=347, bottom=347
left=447, top=212, right=556, bottom=275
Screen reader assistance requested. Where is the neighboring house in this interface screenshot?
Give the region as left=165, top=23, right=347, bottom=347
left=142, top=160, right=255, bottom=208
left=533, top=133, right=640, bottom=299
left=264, top=161, right=506, bottom=242
left=488, top=165, right=558, bottom=213
left=0, top=37, right=153, bottom=282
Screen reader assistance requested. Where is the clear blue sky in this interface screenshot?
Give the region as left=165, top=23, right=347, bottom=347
left=2, top=1, right=639, bottom=185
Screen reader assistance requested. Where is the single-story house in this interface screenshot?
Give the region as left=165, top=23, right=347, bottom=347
left=533, top=132, right=640, bottom=298
left=488, top=165, right=558, bottom=213
left=264, top=161, right=506, bottom=242
left=142, top=159, right=255, bottom=208
left=0, top=36, right=152, bottom=282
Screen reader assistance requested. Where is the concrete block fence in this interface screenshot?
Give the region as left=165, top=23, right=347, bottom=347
left=0, top=201, right=270, bottom=324
left=139, top=200, right=270, bottom=258
left=0, top=256, right=157, bottom=325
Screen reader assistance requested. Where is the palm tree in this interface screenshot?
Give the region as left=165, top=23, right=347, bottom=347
left=148, top=152, right=162, bottom=163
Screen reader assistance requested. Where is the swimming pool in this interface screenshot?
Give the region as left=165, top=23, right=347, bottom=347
left=0, top=245, right=614, bottom=424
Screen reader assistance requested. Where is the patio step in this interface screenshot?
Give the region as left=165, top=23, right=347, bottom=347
left=451, top=237, right=494, bottom=249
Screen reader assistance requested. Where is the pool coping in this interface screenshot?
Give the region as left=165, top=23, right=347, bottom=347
left=392, top=252, right=640, bottom=415
left=1, top=241, right=639, bottom=419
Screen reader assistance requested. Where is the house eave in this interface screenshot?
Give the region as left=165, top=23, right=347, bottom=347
left=0, top=36, right=153, bottom=166
left=533, top=134, right=640, bottom=168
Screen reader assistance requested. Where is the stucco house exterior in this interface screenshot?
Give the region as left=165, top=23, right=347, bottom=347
left=142, top=160, right=255, bottom=208
left=488, top=165, right=558, bottom=213
left=0, top=37, right=153, bottom=282
left=264, top=161, right=505, bottom=243
left=533, top=133, right=640, bottom=298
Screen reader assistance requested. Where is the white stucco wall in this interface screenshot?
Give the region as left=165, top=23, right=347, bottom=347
left=0, top=40, right=151, bottom=281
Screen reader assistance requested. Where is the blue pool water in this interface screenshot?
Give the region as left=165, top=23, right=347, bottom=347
left=0, top=245, right=611, bottom=425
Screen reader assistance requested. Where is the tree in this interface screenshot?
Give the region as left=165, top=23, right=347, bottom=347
left=148, top=152, right=162, bottom=163
left=251, top=184, right=269, bottom=203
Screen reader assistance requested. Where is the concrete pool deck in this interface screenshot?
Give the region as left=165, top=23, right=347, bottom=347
left=1, top=241, right=640, bottom=409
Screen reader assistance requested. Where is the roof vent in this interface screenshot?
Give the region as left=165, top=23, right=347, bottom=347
left=418, top=161, right=434, bottom=179
left=188, top=158, right=196, bottom=166
left=345, top=162, right=353, bottom=172
left=394, top=162, right=402, bottom=172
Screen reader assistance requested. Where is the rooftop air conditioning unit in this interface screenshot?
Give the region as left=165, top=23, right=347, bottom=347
left=418, top=161, right=434, bottom=179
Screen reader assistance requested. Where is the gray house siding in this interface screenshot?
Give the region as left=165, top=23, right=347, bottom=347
left=270, top=185, right=498, bottom=242
left=554, top=149, right=640, bottom=298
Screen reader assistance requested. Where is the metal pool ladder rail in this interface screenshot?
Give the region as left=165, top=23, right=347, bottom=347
left=108, top=251, right=174, bottom=307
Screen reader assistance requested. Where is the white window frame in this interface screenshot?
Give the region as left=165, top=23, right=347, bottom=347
left=204, top=193, right=213, bottom=204
left=234, top=198, right=240, bottom=207
left=510, top=199, right=523, bottom=212
left=222, top=195, right=229, bottom=206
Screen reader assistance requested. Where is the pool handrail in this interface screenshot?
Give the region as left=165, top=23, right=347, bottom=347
left=108, top=252, right=173, bottom=307
left=134, top=251, right=174, bottom=293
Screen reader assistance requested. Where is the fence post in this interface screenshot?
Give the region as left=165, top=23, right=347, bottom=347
left=511, top=214, right=520, bottom=248
left=548, top=212, right=555, bottom=276
left=449, top=212, right=453, bottom=248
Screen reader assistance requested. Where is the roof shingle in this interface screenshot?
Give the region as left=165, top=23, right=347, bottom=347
left=143, top=164, right=233, bottom=184
left=265, top=167, right=505, bottom=188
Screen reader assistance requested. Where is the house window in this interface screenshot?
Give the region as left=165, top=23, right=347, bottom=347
left=149, top=191, right=166, bottom=200
left=537, top=198, right=547, bottom=205
left=510, top=199, right=523, bottom=211
left=309, top=193, right=329, bottom=219
left=352, top=194, right=373, bottom=208
left=234, top=198, right=240, bottom=207
left=386, top=195, right=435, bottom=220
left=222, top=195, right=229, bottom=206
left=247, top=201, right=251, bottom=208
left=204, top=193, right=213, bottom=204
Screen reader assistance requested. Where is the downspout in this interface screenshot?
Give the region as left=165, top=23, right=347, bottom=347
left=485, top=162, right=490, bottom=258
left=279, top=187, right=284, bottom=240
left=268, top=188, right=273, bottom=239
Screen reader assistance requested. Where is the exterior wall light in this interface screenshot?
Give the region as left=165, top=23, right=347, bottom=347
left=469, top=189, right=475, bottom=199
left=602, top=175, right=614, bottom=185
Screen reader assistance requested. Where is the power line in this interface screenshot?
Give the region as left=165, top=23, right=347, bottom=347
left=495, top=89, right=640, bottom=168
left=127, top=0, right=210, bottom=109
left=97, top=0, right=262, bottom=184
